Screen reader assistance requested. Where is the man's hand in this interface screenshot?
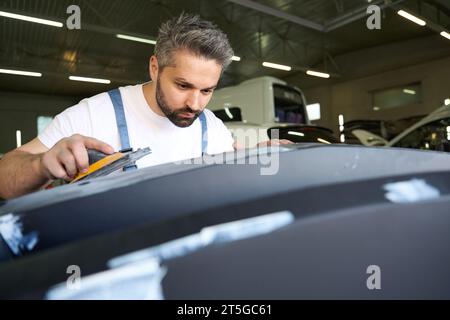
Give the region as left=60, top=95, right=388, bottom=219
left=0, top=134, right=114, bottom=199
left=38, top=134, right=114, bottom=181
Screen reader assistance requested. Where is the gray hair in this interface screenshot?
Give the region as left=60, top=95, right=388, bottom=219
left=155, top=13, right=234, bottom=71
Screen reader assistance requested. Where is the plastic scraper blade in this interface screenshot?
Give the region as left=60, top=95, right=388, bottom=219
left=71, top=147, right=151, bottom=183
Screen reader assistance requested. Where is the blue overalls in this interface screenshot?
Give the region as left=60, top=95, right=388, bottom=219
left=107, top=89, right=208, bottom=171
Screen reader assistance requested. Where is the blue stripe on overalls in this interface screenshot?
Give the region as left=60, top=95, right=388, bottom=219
left=108, top=89, right=208, bottom=172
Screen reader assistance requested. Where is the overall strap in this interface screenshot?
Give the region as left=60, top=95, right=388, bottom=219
left=108, top=89, right=137, bottom=171
left=199, top=112, right=208, bottom=155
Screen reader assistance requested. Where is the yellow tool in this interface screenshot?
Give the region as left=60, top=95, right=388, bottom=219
left=71, top=148, right=151, bottom=183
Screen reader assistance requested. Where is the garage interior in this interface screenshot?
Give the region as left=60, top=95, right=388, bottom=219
left=1, top=0, right=449, bottom=153
left=1, top=0, right=450, bottom=301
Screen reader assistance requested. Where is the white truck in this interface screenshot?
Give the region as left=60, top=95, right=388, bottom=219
left=208, top=76, right=310, bottom=125
left=208, top=76, right=338, bottom=147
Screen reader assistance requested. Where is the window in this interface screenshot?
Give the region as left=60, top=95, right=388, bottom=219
left=273, top=84, right=306, bottom=124
left=37, top=116, right=53, bottom=135
left=306, top=103, right=321, bottom=121
left=392, top=118, right=450, bottom=152
left=372, top=82, right=422, bottom=110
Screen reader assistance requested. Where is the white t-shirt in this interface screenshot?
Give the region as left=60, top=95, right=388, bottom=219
left=38, top=84, right=234, bottom=168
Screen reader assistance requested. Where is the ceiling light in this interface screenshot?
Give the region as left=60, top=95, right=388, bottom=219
left=116, top=34, right=156, bottom=45
left=69, top=76, right=111, bottom=84
left=288, top=131, right=305, bottom=137
left=231, top=56, right=241, bottom=62
left=306, top=70, right=330, bottom=78
left=0, top=10, right=63, bottom=27
left=0, top=68, right=42, bottom=77
left=16, top=130, right=22, bottom=148
left=445, top=99, right=450, bottom=106
left=338, top=114, right=345, bottom=126
left=441, top=31, right=450, bottom=40
left=403, top=89, right=416, bottom=95
left=397, top=10, right=426, bottom=26
left=317, top=138, right=331, bottom=144
left=224, top=107, right=234, bottom=119
left=262, top=62, right=292, bottom=71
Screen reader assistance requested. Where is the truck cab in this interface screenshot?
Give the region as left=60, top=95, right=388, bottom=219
left=209, top=76, right=310, bottom=126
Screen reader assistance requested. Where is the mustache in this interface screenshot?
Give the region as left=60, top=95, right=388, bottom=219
left=175, top=107, right=201, bottom=116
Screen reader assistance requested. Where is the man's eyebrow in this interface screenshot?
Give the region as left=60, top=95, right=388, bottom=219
left=174, top=78, right=218, bottom=90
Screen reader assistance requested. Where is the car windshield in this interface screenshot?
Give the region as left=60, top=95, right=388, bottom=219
left=273, top=84, right=306, bottom=124
left=392, top=118, right=450, bottom=152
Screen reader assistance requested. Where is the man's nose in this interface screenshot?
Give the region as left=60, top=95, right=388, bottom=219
left=186, top=90, right=202, bottom=112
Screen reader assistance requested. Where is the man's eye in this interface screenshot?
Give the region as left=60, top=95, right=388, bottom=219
left=202, top=89, right=213, bottom=95
left=177, top=83, right=187, bottom=89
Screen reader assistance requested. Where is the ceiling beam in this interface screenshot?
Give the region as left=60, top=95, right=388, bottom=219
left=324, top=0, right=406, bottom=32
left=227, top=0, right=325, bottom=32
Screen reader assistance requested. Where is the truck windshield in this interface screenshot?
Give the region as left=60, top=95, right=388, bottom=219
left=273, top=84, right=306, bottom=124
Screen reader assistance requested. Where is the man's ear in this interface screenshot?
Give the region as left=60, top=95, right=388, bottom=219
left=149, top=56, right=159, bottom=81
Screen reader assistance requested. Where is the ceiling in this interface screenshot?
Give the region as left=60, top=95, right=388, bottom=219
left=0, top=0, right=449, bottom=98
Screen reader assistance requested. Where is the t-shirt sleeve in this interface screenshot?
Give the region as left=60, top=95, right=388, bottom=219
left=204, top=109, right=235, bottom=154
left=38, top=99, right=92, bottom=149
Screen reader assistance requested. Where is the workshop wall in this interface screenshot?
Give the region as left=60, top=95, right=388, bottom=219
left=304, top=55, right=450, bottom=135
left=0, top=92, right=78, bottom=154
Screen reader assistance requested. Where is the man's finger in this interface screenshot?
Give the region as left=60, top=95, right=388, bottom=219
left=58, top=150, right=78, bottom=178
left=46, top=157, right=69, bottom=180
left=70, top=142, right=90, bottom=173
left=82, top=137, right=114, bottom=155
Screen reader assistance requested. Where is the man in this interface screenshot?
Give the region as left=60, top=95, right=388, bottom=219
left=0, top=13, right=288, bottom=200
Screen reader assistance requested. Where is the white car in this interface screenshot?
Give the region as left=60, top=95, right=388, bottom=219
left=353, top=104, right=450, bottom=152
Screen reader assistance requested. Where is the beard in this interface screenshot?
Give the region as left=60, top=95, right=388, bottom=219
left=155, top=78, right=201, bottom=128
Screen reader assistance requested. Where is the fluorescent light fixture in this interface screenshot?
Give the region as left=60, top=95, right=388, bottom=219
left=441, top=31, right=450, bottom=40
left=0, top=68, right=42, bottom=77
left=338, top=114, right=345, bottom=127
left=306, top=70, right=330, bottom=79
left=446, top=126, right=450, bottom=133
left=317, top=138, right=331, bottom=144
left=397, top=10, right=426, bottom=26
left=403, top=89, right=416, bottom=95
left=231, top=56, right=241, bottom=62
left=340, top=134, right=346, bottom=143
left=445, top=98, right=450, bottom=106
left=262, top=62, right=292, bottom=71
left=224, top=107, right=234, bottom=119
left=373, top=106, right=380, bottom=111
left=0, top=10, right=63, bottom=27
left=288, top=131, right=305, bottom=137
left=16, top=130, right=22, bottom=148
left=339, top=125, right=344, bottom=132
left=116, top=34, right=156, bottom=45
left=69, top=76, right=111, bottom=84
left=306, top=103, right=321, bottom=121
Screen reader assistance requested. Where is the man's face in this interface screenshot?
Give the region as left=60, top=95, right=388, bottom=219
left=152, top=50, right=222, bottom=127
